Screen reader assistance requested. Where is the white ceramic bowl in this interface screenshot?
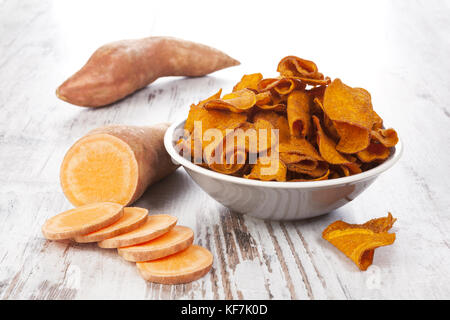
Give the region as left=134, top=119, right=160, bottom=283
left=164, top=119, right=403, bottom=220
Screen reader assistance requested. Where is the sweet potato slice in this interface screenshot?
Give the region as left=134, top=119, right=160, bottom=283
left=98, top=214, right=177, bottom=248
left=74, top=207, right=148, bottom=243
left=42, top=202, right=123, bottom=240
left=118, top=226, right=194, bottom=262
left=136, top=245, right=213, bottom=284
left=60, top=123, right=178, bottom=207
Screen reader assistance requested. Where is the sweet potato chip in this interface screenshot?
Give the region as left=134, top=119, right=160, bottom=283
left=257, top=78, right=299, bottom=95
left=233, top=73, right=263, bottom=92
left=244, top=156, right=287, bottom=182
left=293, top=76, right=331, bottom=87
left=277, top=56, right=324, bottom=80
left=208, top=149, right=247, bottom=175
left=323, top=213, right=396, bottom=271
left=287, top=90, right=312, bottom=138
left=323, top=79, right=374, bottom=153
left=255, top=91, right=272, bottom=106
left=312, top=116, right=349, bottom=165
left=280, top=153, right=311, bottom=164
left=289, top=169, right=330, bottom=181
left=288, top=161, right=328, bottom=178
left=204, top=89, right=256, bottom=113
left=357, top=142, right=391, bottom=163
left=372, top=111, right=383, bottom=130
left=371, top=128, right=398, bottom=148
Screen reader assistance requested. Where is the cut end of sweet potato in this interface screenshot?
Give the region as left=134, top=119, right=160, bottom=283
left=42, top=202, right=124, bottom=240
left=136, top=245, right=213, bottom=284
left=60, top=133, right=139, bottom=207
left=98, top=214, right=178, bottom=249
left=118, top=225, right=194, bottom=262
left=74, top=207, right=148, bottom=243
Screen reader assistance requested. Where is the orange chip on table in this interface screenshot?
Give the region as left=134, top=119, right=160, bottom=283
left=322, top=213, right=397, bottom=271
left=233, top=73, right=263, bottom=92
left=323, top=79, right=374, bottom=153
left=287, top=90, right=312, bottom=138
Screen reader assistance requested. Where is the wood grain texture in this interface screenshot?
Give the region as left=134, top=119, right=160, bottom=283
left=0, top=0, right=449, bottom=299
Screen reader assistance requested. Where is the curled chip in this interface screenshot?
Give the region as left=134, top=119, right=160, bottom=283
left=371, top=128, right=398, bottom=147
left=287, top=90, right=312, bottom=138
left=312, top=116, right=349, bottom=165
left=288, top=161, right=329, bottom=178
left=322, top=213, right=397, bottom=271
left=357, top=142, right=391, bottom=163
left=233, top=73, right=263, bottom=92
left=204, top=89, right=256, bottom=113
left=277, top=56, right=324, bottom=80
left=323, top=79, right=374, bottom=153
left=255, top=91, right=272, bottom=106
left=257, top=78, right=300, bottom=95
left=179, top=55, right=398, bottom=182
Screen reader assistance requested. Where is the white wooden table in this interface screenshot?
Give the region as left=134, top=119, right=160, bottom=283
left=1, top=0, right=449, bottom=300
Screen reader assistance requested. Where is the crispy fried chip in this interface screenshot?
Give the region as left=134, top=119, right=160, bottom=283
left=312, top=116, right=349, bottom=165
left=293, top=76, right=331, bottom=87
left=323, top=79, right=374, bottom=153
left=257, top=78, right=300, bottom=95
left=289, top=169, right=330, bottom=181
left=372, top=111, right=383, bottom=130
left=288, top=161, right=328, bottom=178
left=323, top=213, right=397, bottom=271
left=204, top=89, right=256, bottom=113
left=255, top=91, right=272, bottom=106
left=277, top=56, right=324, bottom=80
left=357, top=142, right=391, bottom=163
left=244, top=156, right=287, bottom=182
left=371, top=128, right=398, bottom=148
left=208, top=149, right=247, bottom=175
left=287, top=90, right=312, bottom=138
left=233, top=73, right=263, bottom=92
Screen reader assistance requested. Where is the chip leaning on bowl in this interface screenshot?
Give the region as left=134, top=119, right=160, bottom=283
left=176, top=56, right=399, bottom=182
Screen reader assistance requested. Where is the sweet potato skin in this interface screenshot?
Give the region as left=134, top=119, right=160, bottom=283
left=57, top=37, right=240, bottom=107
left=87, top=123, right=179, bottom=205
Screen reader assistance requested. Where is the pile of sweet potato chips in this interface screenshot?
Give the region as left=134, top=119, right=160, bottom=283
left=178, top=56, right=398, bottom=181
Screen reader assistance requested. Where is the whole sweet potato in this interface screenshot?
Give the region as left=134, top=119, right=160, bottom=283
left=56, top=37, right=240, bottom=107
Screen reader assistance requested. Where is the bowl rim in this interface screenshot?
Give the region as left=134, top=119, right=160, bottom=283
left=164, top=118, right=403, bottom=189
